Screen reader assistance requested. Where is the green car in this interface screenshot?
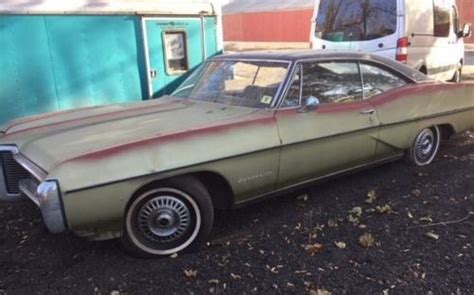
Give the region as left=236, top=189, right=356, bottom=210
left=1, top=51, right=473, bottom=257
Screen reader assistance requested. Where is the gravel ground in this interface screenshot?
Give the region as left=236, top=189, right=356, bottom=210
left=0, top=130, right=473, bottom=295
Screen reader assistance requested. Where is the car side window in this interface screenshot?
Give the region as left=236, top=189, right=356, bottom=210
left=301, top=62, right=363, bottom=105
left=360, top=63, right=407, bottom=99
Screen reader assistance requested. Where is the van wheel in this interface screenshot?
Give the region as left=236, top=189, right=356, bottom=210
left=407, top=126, right=441, bottom=166
left=450, top=65, right=462, bottom=83
left=122, top=176, right=214, bottom=258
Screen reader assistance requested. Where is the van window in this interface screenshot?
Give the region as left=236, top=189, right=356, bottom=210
left=451, top=5, right=459, bottom=35
left=433, top=0, right=451, bottom=37
left=314, top=0, right=397, bottom=42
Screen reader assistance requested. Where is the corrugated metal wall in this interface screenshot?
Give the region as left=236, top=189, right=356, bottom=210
left=223, top=9, right=313, bottom=42
left=0, top=15, right=147, bottom=124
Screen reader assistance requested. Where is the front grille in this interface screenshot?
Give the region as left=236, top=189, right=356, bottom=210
left=0, top=152, right=31, bottom=195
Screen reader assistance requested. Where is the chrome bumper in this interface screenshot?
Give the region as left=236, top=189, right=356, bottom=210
left=19, top=179, right=68, bottom=234
left=0, top=146, right=67, bottom=234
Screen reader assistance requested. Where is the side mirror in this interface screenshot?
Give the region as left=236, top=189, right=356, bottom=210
left=459, top=23, right=472, bottom=38
left=298, top=96, right=320, bottom=113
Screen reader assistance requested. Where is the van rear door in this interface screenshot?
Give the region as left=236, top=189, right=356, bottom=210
left=313, top=0, right=399, bottom=58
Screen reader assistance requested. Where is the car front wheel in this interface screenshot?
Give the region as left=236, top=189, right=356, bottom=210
left=408, top=126, right=441, bottom=166
left=122, top=176, right=214, bottom=257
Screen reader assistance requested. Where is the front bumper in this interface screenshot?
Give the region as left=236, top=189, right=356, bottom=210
left=0, top=146, right=68, bottom=234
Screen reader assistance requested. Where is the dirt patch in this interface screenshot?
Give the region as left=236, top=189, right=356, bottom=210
left=0, top=131, right=473, bottom=294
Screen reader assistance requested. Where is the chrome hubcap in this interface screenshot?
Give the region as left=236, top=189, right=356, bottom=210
left=138, top=196, right=191, bottom=243
left=415, top=129, right=435, bottom=163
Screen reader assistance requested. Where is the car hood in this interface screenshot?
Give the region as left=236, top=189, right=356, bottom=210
left=0, top=96, right=268, bottom=173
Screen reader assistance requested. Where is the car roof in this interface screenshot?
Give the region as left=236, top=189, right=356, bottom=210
left=213, top=50, right=433, bottom=83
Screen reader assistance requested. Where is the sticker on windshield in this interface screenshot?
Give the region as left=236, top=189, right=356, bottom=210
left=261, top=95, right=272, bottom=105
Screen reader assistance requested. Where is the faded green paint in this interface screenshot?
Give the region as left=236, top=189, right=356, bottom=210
left=1, top=55, right=474, bottom=240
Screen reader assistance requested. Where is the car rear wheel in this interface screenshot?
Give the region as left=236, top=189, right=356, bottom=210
left=122, top=176, right=214, bottom=257
left=408, top=126, right=441, bottom=166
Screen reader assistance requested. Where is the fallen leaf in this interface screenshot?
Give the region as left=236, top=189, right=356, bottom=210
left=359, top=233, right=376, bottom=248
left=407, top=211, right=414, bottom=219
left=348, top=214, right=360, bottom=225
left=309, top=289, right=332, bottom=295
left=411, top=189, right=421, bottom=197
left=305, top=243, right=323, bottom=256
left=297, top=194, right=308, bottom=201
left=420, top=216, right=433, bottom=223
left=425, top=232, right=440, bottom=240
left=230, top=273, right=241, bottom=280
left=184, top=269, right=198, bottom=279
left=208, top=279, right=220, bottom=284
left=376, top=204, right=393, bottom=214
left=170, top=253, right=178, bottom=259
left=327, top=219, right=338, bottom=228
left=334, top=241, right=347, bottom=249
left=349, top=207, right=363, bottom=217
left=366, top=190, right=377, bottom=204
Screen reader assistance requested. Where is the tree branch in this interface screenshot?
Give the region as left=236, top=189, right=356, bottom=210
left=408, top=212, right=474, bottom=229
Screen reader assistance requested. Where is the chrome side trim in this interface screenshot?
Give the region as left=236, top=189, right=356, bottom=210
left=19, top=179, right=40, bottom=206
left=13, top=154, right=47, bottom=181
left=234, top=154, right=404, bottom=207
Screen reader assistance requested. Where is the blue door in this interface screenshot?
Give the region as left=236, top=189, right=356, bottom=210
left=144, top=17, right=216, bottom=98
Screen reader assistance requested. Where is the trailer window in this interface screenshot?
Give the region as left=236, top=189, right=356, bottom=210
left=315, top=0, right=397, bottom=42
left=164, top=31, right=189, bottom=75
left=433, top=0, right=451, bottom=37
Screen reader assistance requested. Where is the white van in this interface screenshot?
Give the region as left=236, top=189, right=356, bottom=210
left=310, top=0, right=472, bottom=82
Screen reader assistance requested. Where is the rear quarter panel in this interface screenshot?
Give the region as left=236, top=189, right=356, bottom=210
left=373, top=82, right=474, bottom=156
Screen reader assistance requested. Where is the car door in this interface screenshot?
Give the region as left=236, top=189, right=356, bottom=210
left=275, top=61, right=380, bottom=189
left=358, top=62, right=414, bottom=159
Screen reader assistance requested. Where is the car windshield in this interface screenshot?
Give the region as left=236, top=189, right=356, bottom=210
left=315, top=0, right=397, bottom=42
left=172, top=59, right=289, bottom=108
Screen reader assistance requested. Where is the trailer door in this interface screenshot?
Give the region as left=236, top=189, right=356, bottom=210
left=143, top=17, right=210, bottom=98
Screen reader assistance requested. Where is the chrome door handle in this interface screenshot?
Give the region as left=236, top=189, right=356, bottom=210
left=360, top=109, right=375, bottom=115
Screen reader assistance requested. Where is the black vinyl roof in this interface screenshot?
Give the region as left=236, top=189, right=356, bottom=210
left=213, top=50, right=433, bottom=83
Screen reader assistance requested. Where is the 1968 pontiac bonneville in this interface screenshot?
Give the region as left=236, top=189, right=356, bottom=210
left=1, top=51, right=473, bottom=257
